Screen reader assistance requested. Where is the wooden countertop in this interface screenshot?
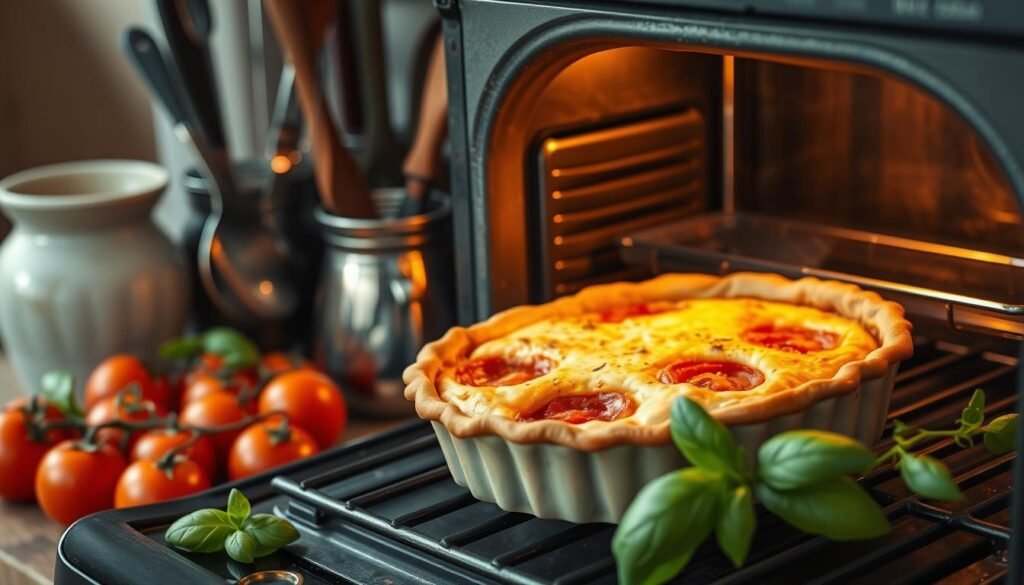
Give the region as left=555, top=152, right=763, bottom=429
left=0, top=367, right=400, bottom=585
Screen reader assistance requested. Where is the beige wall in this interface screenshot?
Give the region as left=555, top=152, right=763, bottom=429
left=0, top=0, right=156, bottom=178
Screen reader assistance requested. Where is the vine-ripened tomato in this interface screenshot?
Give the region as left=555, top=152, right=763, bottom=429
left=261, top=352, right=314, bottom=377
left=86, top=394, right=167, bottom=451
left=130, top=429, right=218, bottom=483
left=35, top=440, right=127, bottom=525
left=227, top=418, right=319, bottom=480
left=114, top=458, right=211, bottom=508
left=181, top=373, right=259, bottom=415
left=259, top=371, right=347, bottom=449
left=179, top=392, right=248, bottom=459
left=85, top=355, right=168, bottom=411
left=0, top=399, right=74, bottom=502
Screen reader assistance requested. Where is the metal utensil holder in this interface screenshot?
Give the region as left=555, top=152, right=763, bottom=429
left=313, top=190, right=455, bottom=417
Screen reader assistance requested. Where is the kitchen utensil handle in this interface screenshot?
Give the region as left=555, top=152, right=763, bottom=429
left=123, top=28, right=191, bottom=128
left=402, top=34, right=448, bottom=216
left=154, top=0, right=227, bottom=149
left=264, top=0, right=378, bottom=219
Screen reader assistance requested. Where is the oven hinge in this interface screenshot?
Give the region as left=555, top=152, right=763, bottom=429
left=434, top=0, right=459, bottom=18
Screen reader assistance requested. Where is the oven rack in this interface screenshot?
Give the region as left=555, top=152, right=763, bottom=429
left=270, top=339, right=1017, bottom=584
left=619, top=212, right=1024, bottom=339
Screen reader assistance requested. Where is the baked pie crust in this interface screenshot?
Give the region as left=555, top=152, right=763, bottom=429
left=404, top=273, right=913, bottom=451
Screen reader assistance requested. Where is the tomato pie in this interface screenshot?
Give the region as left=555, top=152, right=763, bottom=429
left=404, top=273, right=913, bottom=522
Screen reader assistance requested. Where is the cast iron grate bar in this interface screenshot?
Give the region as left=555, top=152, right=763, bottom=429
left=550, top=557, right=617, bottom=585
left=886, top=364, right=1015, bottom=420
left=391, top=492, right=479, bottom=528
left=346, top=466, right=451, bottom=508
left=299, top=432, right=438, bottom=488
left=440, top=513, right=533, bottom=548
left=905, top=501, right=1011, bottom=542
left=490, top=524, right=609, bottom=567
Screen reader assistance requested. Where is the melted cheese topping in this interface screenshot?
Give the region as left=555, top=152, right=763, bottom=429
left=437, top=299, right=879, bottom=427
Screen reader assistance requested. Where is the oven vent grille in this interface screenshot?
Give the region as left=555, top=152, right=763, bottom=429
left=536, top=109, right=706, bottom=298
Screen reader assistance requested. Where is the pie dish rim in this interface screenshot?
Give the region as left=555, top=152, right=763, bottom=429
left=403, top=272, right=913, bottom=452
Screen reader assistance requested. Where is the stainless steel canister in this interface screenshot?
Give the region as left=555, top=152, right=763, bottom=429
left=314, top=190, right=455, bottom=417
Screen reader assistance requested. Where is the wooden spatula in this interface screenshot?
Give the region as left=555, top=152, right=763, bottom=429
left=263, top=0, right=377, bottom=218
left=400, top=34, right=448, bottom=217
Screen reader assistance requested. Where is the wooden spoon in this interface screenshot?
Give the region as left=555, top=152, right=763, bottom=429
left=263, top=0, right=377, bottom=218
left=400, top=34, right=448, bottom=217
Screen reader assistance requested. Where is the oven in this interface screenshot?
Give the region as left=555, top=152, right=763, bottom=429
left=56, top=2, right=1024, bottom=584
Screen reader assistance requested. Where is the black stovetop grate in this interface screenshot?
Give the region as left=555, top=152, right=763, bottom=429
left=274, top=338, right=1016, bottom=585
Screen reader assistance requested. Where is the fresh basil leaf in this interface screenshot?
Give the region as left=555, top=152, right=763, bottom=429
left=983, top=414, right=1019, bottom=455
left=756, top=430, right=875, bottom=491
left=958, top=389, right=986, bottom=429
left=39, top=370, right=82, bottom=417
left=158, top=337, right=205, bottom=361
left=202, top=327, right=260, bottom=370
left=755, top=478, right=889, bottom=541
left=670, top=397, right=745, bottom=477
left=226, top=489, right=251, bottom=528
left=225, top=530, right=256, bottom=564
left=613, top=468, right=724, bottom=585
left=243, top=514, right=300, bottom=555
left=898, top=453, right=962, bottom=501
left=165, top=508, right=235, bottom=553
left=716, top=485, right=755, bottom=568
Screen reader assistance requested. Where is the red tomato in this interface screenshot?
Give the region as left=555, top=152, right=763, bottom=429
left=179, top=392, right=248, bottom=460
left=261, top=352, right=314, bottom=376
left=130, top=429, right=218, bottom=483
left=182, top=374, right=258, bottom=415
left=228, top=418, right=319, bottom=480
left=85, top=355, right=167, bottom=411
left=658, top=359, right=765, bottom=391
left=521, top=391, right=637, bottom=424
left=85, top=394, right=167, bottom=451
left=114, top=458, right=211, bottom=508
left=0, top=399, right=73, bottom=502
left=259, top=371, right=347, bottom=448
left=35, top=440, right=127, bottom=525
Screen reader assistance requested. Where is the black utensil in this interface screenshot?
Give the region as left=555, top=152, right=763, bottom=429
left=154, top=0, right=226, bottom=149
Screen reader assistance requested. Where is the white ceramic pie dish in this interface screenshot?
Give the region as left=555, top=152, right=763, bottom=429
left=404, top=273, right=912, bottom=523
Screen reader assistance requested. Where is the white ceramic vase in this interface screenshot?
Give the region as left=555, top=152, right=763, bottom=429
left=0, top=160, right=189, bottom=395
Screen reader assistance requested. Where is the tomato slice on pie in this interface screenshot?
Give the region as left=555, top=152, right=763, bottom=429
left=742, top=324, right=839, bottom=353
left=659, top=359, right=764, bottom=391
left=521, top=391, right=637, bottom=424
left=455, top=356, right=552, bottom=387
left=598, top=302, right=672, bottom=323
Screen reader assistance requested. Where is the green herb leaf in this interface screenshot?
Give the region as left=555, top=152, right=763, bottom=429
left=898, top=453, right=962, bottom=501
left=226, top=489, right=251, bottom=528
left=165, top=509, right=235, bottom=553
left=202, top=327, right=260, bottom=371
left=715, top=485, right=755, bottom=568
left=983, top=414, right=1019, bottom=455
left=958, top=389, right=986, bottom=429
left=670, top=397, right=746, bottom=477
left=755, top=478, right=889, bottom=541
left=158, top=337, right=205, bottom=361
left=225, top=530, right=256, bottom=564
left=892, top=419, right=910, bottom=438
left=243, top=514, right=300, bottom=556
left=39, top=370, right=82, bottom=418
left=756, top=430, right=875, bottom=491
left=613, top=468, right=724, bottom=585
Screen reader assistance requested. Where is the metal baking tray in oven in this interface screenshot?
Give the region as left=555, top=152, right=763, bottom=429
left=619, top=212, right=1024, bottom=338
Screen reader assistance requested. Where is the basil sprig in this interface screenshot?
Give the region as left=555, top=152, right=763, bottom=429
left=613, top=390, right=1017, bottom=585
left=159, top=327, right=261, bottom=371
left=165, top=489, right=300, bottom=563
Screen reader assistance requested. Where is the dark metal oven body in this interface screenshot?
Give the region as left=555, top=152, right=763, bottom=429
left=438, top=0, right=1024, bottom=580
